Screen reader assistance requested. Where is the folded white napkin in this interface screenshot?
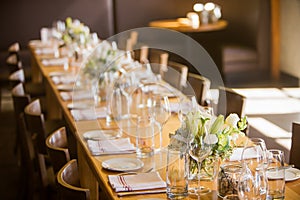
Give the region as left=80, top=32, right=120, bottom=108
left=70, top=107, right=107, bottom=121
left=229, top=147, right=260, bottom=161
left=52, top=75, right=76, bottom=85
left=35, top=48, right=57, bottom=55
left=87, top=138, right=135, bottom=155
left=42, top=57, right=68, bottom=66
left=169, top=102, right=180, bottom=113
left=108, top=172, right=166, bottom=192
left=60, top=91, right=93, bottom=101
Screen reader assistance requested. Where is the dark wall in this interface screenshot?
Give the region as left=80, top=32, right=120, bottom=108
left=0, top=0, right=270, bottom=71
left=0, top=0, right=113, bottom=51
left=114, top=0, right=270, bottom=70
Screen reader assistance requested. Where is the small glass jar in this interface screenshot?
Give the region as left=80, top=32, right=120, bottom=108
left=218, top=163, right=242, bottom=198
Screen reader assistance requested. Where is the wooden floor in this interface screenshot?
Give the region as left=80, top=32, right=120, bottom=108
left=0, top=69, right=298, bottom=199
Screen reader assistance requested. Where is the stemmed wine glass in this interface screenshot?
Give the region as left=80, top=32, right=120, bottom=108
left=188, top=123, right=213, bottom=196
left=129, top=82, right=171, bottom=152
left=178, top=95, right=199, bottom=123
left=238, top=138, right=268, bottom=200
left=150, top=92, right=171, bottom=151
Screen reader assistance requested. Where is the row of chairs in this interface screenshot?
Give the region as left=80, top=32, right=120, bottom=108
left=12, top=82, right=90, bottom=199
left=5, top=43, right=93, bottom=199
left=134, top=47, right=247, bottom=118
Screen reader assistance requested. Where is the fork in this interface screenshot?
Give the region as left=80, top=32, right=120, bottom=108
left=116, top=167, right=153, bottom=176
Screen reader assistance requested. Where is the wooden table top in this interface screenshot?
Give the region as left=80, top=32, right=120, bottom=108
left=29, top=42, right=300, bottom=200
left=149, top=18, right=228, bottom=33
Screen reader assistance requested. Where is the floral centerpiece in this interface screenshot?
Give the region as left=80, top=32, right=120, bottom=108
left=61, top=17, right=91, bottom=47
left=169, top=110, right=247, bottom=179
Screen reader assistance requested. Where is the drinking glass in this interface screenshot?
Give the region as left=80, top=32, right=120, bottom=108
left=246, top=137, right=269, bottom=169
left=129, top=82, right=171, bottom=151
left=238, top=143, right=268, bottom=200
left=135, top=116, right=155, bottom=158
left=178, top=95, right=199, bottom=123
left=188, top=124, right=213, bottom=196
left=266, top=149, right=285, bottom=200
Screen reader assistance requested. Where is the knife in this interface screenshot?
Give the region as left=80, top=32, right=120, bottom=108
left=117, top=189, right=166, bottom=197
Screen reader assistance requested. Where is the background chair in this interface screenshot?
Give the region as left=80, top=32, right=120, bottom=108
left=24, top=99, right=65, bottom=189
left=24, top=99, right=65, bottom=155
left=11, top=83, right=31, bottom=153
left=165, top=61, right=188, bottom=92
left=17, top=113, right=36, bottom=200
left=182, top=72, right=211, bottom=106
left=290, top=122, right=300, bottom=169
left=57, top=159, right=90, bottom=200
left=217, top=86, right=246, bottom=117
left=8, top=68, right=45, bottom=97
left=46, top=127, right=70, bottom=174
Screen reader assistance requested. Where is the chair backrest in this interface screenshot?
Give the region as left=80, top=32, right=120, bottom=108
left=164, top=61, right=188, bottom=91
left=149, top=48, right=169, bottom=75
left=24, top=99, right=47, bottom=154
left=6, top=54, right=22, bottom=73
left=183, top=73, right=211, bottom=106
left=11, top=83, right=31, bottom=120
left=217, top=87, right=246, bottom=117
left=9, top=68, right=25, bottom=89
left=46, top=127, right=70, bottom=174
left=290, top=122, right=300, bottom=169
left=8, top=42, right=20, bottom=54
left=57, top=159, right=90, bottom=200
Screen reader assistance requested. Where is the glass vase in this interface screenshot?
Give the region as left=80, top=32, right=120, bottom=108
left=188, top=155, right=220, bottom=195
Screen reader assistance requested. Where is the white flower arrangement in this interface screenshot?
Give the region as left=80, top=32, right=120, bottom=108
left=170, top=110, right=247, bottom=175
left=62, top=17, right=90, bottom=46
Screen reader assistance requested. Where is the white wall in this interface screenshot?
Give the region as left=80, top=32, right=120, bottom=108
left=280, top=0, right=300, bottom=78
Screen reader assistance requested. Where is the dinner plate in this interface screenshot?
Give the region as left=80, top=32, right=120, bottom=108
left=285, top=168, right=300, bottom=181
left=67, top=102, right=93, bottom=110
left=49, top=71, right=68, bottom=77
left=57, top=84, right=75, bottom=91
left=102, top=158, right=144, bottom=172
left=267, top=168, right=300, bottom=182
left=83, top=130, right=122, bottom=140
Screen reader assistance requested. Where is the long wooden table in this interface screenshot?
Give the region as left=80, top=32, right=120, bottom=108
left=29, top=42, right=300, bottom=200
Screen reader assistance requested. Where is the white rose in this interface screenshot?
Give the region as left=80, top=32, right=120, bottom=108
left=225, top=113, right=240, bottom=127
left=204, top=134, right=218, bottom=145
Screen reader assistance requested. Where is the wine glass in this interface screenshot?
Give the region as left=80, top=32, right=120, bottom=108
left=129, top=82, right=171, bottom=151
left=150, top=92, right=171, bottom=151
left=238, top=141, right=268, bottom=200
left=178, top=95, right=199, bottom=123
left=245, top=137, right=269, bottom=169
left=188, top=124, right=213, bottom=196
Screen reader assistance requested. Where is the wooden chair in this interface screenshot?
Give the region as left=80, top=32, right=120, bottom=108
left=57, top=159, right=90, bottom=200
left=17, top=113, right=36, bottom=200
left=9, top=68, right=45, bottom=97
left=217, top=87, right=246, bottom=117
left=11, top=83, right=31, bottom=152
left=24, top=99, right=65, bottom=155
left=165, top=61, right=188, bottom=91
left=148, top=48, right=169, bottom=75
left=290, top=122, right=300, bottom=169
left=46, top=127, right=70, bottom=174
left=6, top=54, right=22, bottom=73
left=182, top=72, right=211, bottom=106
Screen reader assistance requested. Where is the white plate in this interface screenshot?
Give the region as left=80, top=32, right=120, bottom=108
left=57, top=84, right=75, bottom=91
left=267, top=168, right=300, bottom=182
left=285, top=168, right=300, bottom=181
left=67, top=102, right=93, bottom=110
left=102, top=158, right=144, bottom=172
left=49, top=71, right=68, bottom=77
left=83, top=130, right=122, bottom=140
